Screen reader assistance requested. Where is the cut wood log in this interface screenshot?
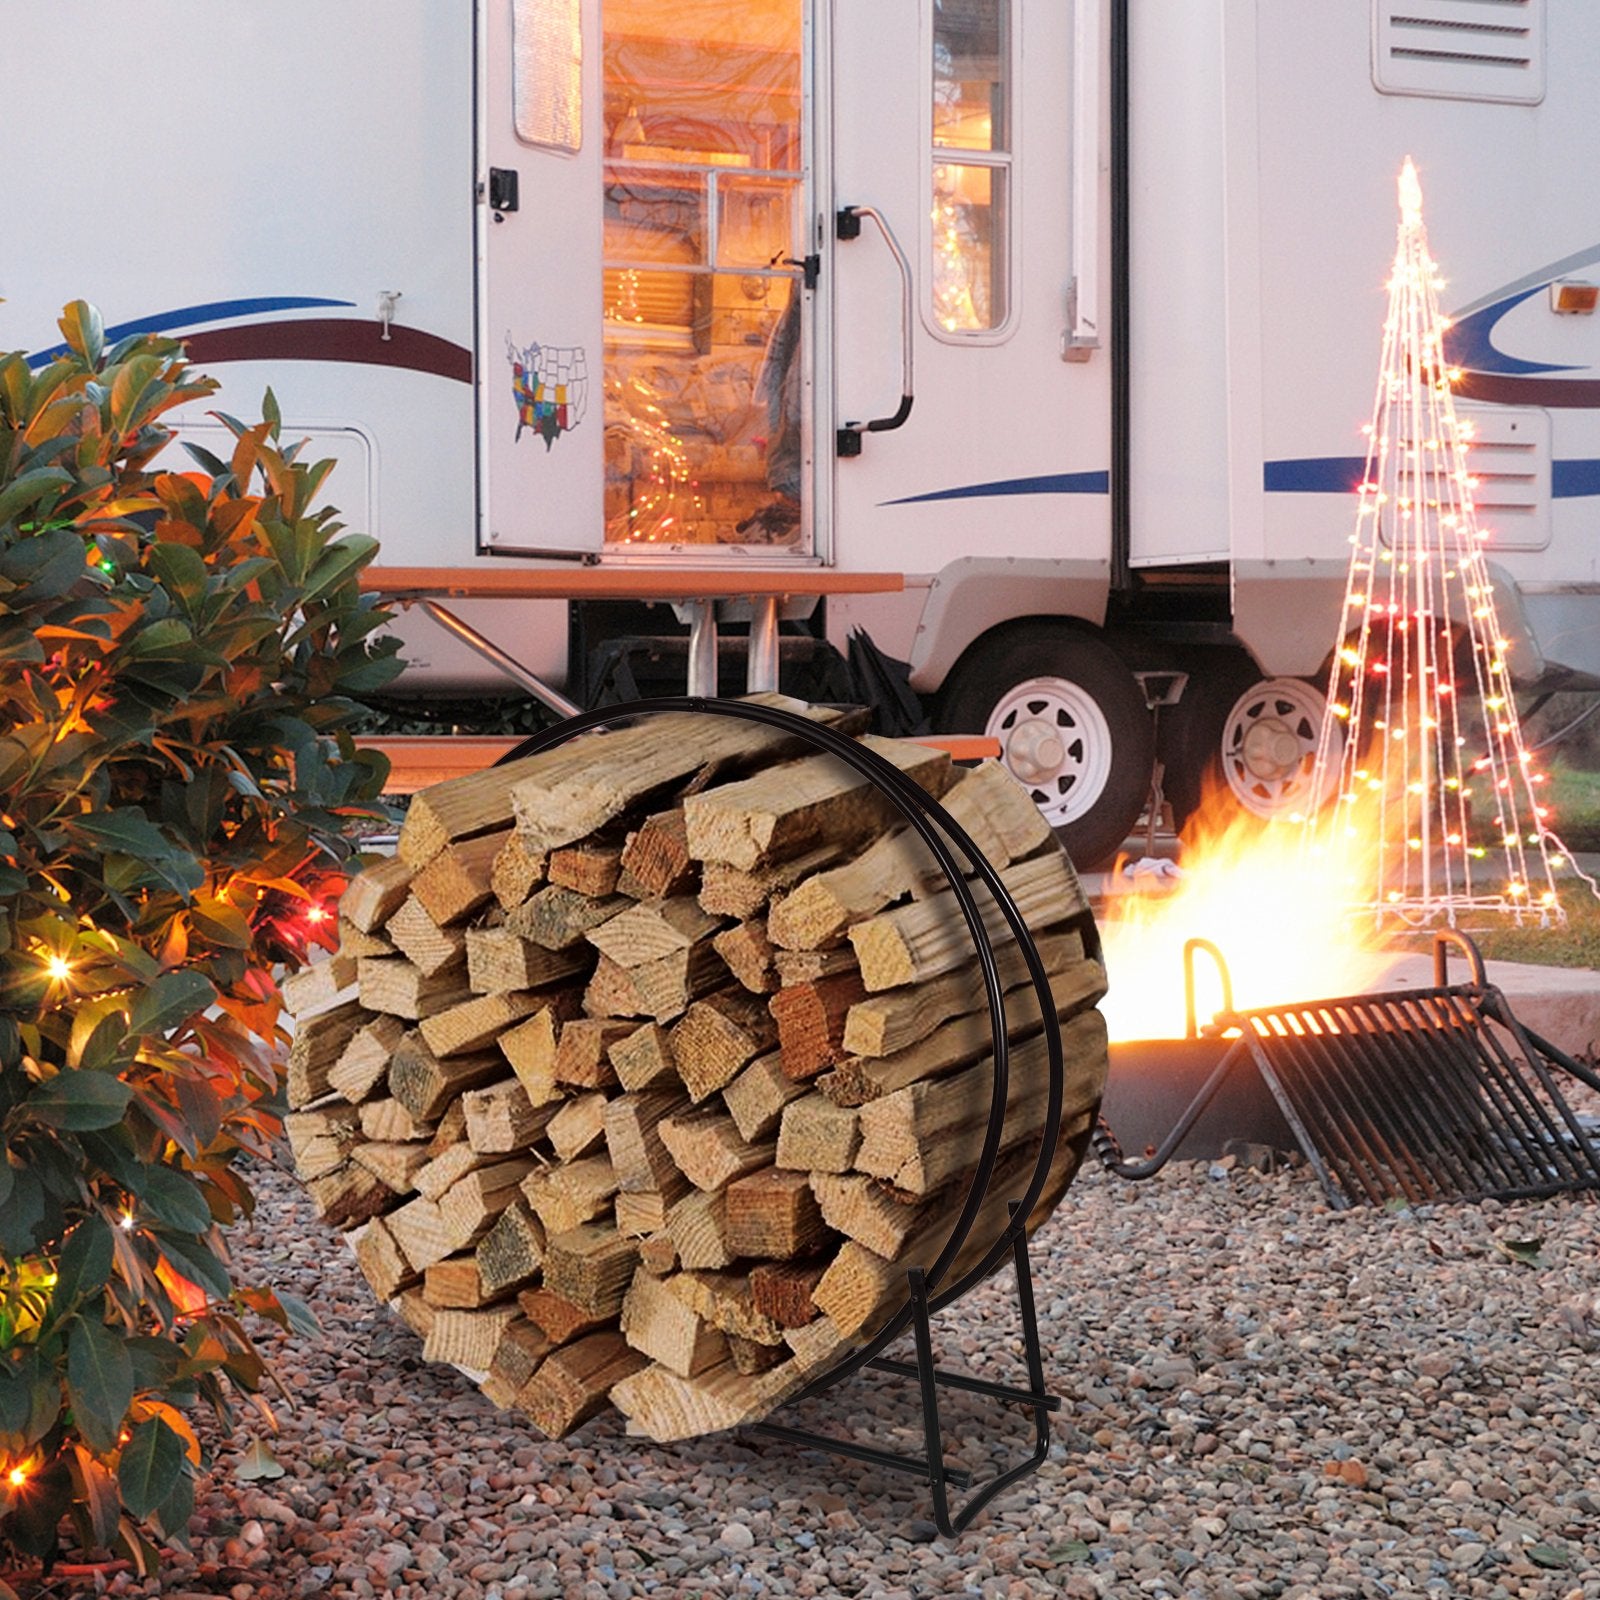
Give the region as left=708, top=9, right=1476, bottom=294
left=663, top=1271, right=784, bottom=1346
left=498, top=997, right=583, bottom=1105
left=772, top=946, right=860, bottom=986
left=664, top=1188, right=732, bottom=1271
left=426, top=1099, right=469, bottom=1157
left=395, top=1288, right=436, bottom=1340
left=776, top=1095, right=861, bottom=1174
left=659, top=1110, right=775, bottom=1192
left=546, top=1093, right=610, bottom=1161
left=357, top=955, right=468, bottom=1022
left=683, top=737, right=953, bottom=872
left=849, top=852, right=1088, bottom=991
left=423, top=1254, right=495, bottom=1309
left=389, top=1032, right=505, bottom=1122
left=548, top=839, right=624, bottom=898
left=413, top=829, right=509, bottom=925
left=727, top=1334, right=788, bottom=1374
left=669, top=991, right=778, bottom=1102
left=281, top=953, right=357, bottom=1019
left=482, top=1318, right=553, bottom=1409
left=613, top=1184, right=689, bottom=1239
left=386, top=1195, right=457, bottom=1272
left=424, top=1304, right=521, bottom=1372
left=609, top=1358, right=796, bottom=1442
left=811, top=1240, right=898, bottom=1340
left=463, top=1076, right=556, bottom=1154
left=420, top=990, right=544, bottom=1058
left=354, top=1217, right=419, bottom=1299
left=553, top=1019, right=632, bottom=1090
left=769, top=970, right=867, bottom=1081
left=385, top=894, right=469, bottom=978
left=722, top=1052, right=807, bottom=1144
left=517, top=1287, right=610, bottom=1347
left=725, top=1168, right=830, bottom=1259
left=938, top=757, right=1057, bottom=866
left=698, top=845, right=842, bottom=921
left=809, top=1172, right=939, bottom=1261
left=352, top=1140, right=432, bottom=1193
left=584, top=940, right=723, bottom=1024
left=617, top=809, right=695, bottom=899
left=603, top=1089, right=686, bottom=1194
left=340, top=855, right=413, bottom=932
left=438, top=1159, right=537, bottom=1249
left=749, top=1261, right=826, bottom=1329
left=608, top=1023, right=677, bottom=1092
left=359, top=1095, right=435, bottom=1144
left=329, top=1014, right=407, bottom=1104
left=587, top=897, right=720, bottom=969
left=413, top=1140, right=490, bottom=1203
left=766, top=827, right=931, bottom=951
left=620, top=1269, right=728, bottom=1378
left=543, top=1225, right=640, bottom=1317
left=491, top=833, right=548, bottom=912
left=475, top=1201, right=547, bottom=1297
left=521, top=1153, right=617, bottom=1234
left=637, top=1231, right=679, bottom=1275
left=712, top=918, right=777, bottom=994
left=306, top=1161, right=393, bottom=1228
left=337, top=918, right=393, bottom=960
left=286, top=999, right=368, bottom=1107
left=285, top=1104, right=360, bottom=1182
left=465, top=927, right=587, bottom=995
left=515, top=1330, right=646, bottom=1438
left=505, top=887, right=628, bottom=950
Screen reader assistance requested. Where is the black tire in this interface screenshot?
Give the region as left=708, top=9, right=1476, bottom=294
left=938, top=624, right=1154, bottom=869
left=1158, top=653, right=1263, bottom=830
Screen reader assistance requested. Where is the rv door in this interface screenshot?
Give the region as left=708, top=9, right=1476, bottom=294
left=480, top=0, right=607, bottom=557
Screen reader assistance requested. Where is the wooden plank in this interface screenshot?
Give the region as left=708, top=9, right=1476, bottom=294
left=663, top=1272, right=785, bottom=1346
left=412, top=829, right=509, bottom=925
left=613, top=1184, right=690, bottom=1239
left=387, top=1195, right=457, bottom=1272
left=772, top=947, right=859, bottom=986
left=776, top=1095, right=861, bottom=1175
left=413, top=1141, right=491, bottom=1203
left=849, top=852, right=1088, bottom=992
left=336, top=918, right=393, bottom=960
left=285, top=1104, right=360, bottom=1182
left=808, top=1172, right=938, bottom=1261
left=584, top=942, right=723, bottom=1024
left=340, top=855, right=413, bottom=933
left=514, top=1331, right=646, bottom=1439
left=682, top=737, right=953, bottom=871
left=724, top=1169, right=829, bottom=1259
left=394, top=1288, right=436, bottom=1340
left=620, top=1269, right=727, bottom=1378
left=668, top=991, right=778, bottom=1103
left=941, top=758, right=1057, bottom=864
left=385, top=894, right=469, bottom=978
left=811, top=1240, right=898, bottom=1340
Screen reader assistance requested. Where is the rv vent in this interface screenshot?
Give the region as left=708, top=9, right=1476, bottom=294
left=1374, top=0, right=1544, bottom=104
left=1455, top=403, right=1550, bottom=551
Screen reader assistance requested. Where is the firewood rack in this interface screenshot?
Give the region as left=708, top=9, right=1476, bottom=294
left=495, top=697, right=1078, bottom=1537
left=1094, top=932, right=1600, bottom=1209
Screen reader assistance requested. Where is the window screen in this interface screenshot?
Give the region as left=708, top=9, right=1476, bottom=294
left=515, top=0, right=583, bottom=152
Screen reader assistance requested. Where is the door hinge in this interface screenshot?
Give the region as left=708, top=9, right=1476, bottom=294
left=488, top=168, right=520, bottom=214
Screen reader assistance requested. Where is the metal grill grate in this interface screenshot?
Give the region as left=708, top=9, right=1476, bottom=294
left=1096, top=933, right=1600, bottom=1210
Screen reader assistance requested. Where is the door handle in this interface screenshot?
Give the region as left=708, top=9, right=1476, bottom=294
left=835, top=204, right=915, bottom=456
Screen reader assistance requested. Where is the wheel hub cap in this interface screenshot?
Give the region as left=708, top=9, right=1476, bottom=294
left=1005, top=717, right=1067, bottom=783
left=1240, top=718, right=1308, bottom=783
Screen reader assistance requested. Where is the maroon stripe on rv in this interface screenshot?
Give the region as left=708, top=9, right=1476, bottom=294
left=181, top=318, right=473, bottom=384
left=1455, top=372, right=1600, bottom=410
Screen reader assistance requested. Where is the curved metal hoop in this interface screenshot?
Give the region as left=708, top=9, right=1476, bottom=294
left=494, top=696, right=1068, bottom=1401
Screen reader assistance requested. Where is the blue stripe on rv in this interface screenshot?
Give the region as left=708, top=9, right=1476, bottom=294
left=26, top=297, right=354, bottom=367
left=885, top=470, right=1110, bottom=505
left=1265, top=455, right=1600, bottom=498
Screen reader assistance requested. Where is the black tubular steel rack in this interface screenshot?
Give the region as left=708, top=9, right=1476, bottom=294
left=496, top=697, right=1082, bottom=1536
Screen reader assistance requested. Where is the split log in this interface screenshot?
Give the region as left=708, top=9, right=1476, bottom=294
left=340, top=856, right=413, bottom=932
left=412, top=830, right=509, bottom=926
left=620, top=1269, right=727, bottom=1378
left=712, top=919, right=777, bottom=994
left=698, top=845, right=842, bottom=921
left=668, top=992, right=778, bottom=1102
left=491, top=833, right=548, bottom=912
left=281, top=953, right=357, bottom=1019
left=465, top=928, right=586, bottom=995
left=357, top=955, right=469, bottom=1022
left=286, top=999, right=367, bottom=1107
left=548, top=839, right=625, bottom=898
left=617, top=809, right=695, bottom=899
left=515, top=1331, right=646, bottom=1438
left=329, top=1014, right=407, bottom=1104
left=506, top=887, right=628, bottom=950
left=385, top=895, right=468, bottom=979
left=769, top=971, right=866, bottom=1081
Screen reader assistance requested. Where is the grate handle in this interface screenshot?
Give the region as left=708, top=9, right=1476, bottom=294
left=1432, top=929, right=1487, bottom=989
left=1184, top=937, right=1235, bottom=1038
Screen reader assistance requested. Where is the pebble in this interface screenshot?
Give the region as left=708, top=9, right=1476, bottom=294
left=721, top=1522, right=756, bottom=1552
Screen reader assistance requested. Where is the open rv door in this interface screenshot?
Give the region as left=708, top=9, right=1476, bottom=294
left=480, top=0, right=606, bottom=557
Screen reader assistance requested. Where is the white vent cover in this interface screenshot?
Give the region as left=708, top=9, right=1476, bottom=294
left=1374, top=0, right=1544, bottom=104
left=1456, top=403, right=1550, bottom=552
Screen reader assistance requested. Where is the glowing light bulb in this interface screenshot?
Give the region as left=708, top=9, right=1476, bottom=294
left=43, top=954, right=72, bottom=982
left=6, top=1466, right=26, bottom=1488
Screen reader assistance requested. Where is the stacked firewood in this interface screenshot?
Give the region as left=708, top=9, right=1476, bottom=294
left=284, top=698, right=1108, bottom=1442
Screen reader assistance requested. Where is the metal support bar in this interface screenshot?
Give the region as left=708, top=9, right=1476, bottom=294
left=416, top=599, right=580, bottom=719
left=747, top=595, right=781, bottom=692
left=684, top=599, right=719, bottom=698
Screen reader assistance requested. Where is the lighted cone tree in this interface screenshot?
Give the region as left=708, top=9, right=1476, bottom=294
left=1304, top=158, right=1565, bottom=926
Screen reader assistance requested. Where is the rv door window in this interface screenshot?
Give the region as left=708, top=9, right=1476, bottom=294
left=514, top=0, right=583, bottom=152
left=929, top=0, right=1012, bottom=335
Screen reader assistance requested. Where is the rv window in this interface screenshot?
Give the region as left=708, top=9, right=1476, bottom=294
left=514, top=0, right=583, bottom=153
left=931, top=0, right=1010, bottom=334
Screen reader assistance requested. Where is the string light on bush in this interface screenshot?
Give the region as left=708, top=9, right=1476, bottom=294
left=1303, top=159, right=1564, bottom=926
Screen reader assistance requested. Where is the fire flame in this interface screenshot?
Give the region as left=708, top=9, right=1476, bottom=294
left=1097, top=799, right=1400, bottom=1043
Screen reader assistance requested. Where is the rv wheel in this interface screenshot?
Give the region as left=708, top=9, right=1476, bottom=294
left=1215, top=676, right=1341, bottom=821
left=939, top=625, right=1154, bottom=868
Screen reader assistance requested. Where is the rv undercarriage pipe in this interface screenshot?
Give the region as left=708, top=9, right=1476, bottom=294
left=416, top=598, right=581, bottom=719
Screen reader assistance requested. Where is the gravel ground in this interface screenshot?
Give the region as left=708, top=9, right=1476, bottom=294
left=50, top=1140, right=1600, bottom=1600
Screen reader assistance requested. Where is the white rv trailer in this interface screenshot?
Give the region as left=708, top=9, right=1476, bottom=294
left=8, top=0, right=1600, bottom=865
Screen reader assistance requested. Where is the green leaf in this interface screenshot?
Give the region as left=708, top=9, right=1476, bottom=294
left=0, top=526, right=89, bottom=601
left=28, top=1068, right=133, bottom=1131
left=148, top=542, right=208, bottom=607
left=70, top=1441, right=123, bottom=1553
left=0, top=465, right=74, bottom=527
left=0, top=1169, right=46, bottom=1253
left=273, top=1291, right=321, bottom=1340
left=66, top=1315, right=136, bottom=1454
left=153, top=1232, right=231, bottom=1302
left=53, top=1215, right=116, bottom=1315
left=1491, top=1236, right=1545, bottom=1268
left=235, top=1437, right=285, bottom=1482
left=117, top=1416, right=184, bottom=1519
left=190, top=897, right=251, bottom=949
left=75, top=1009, right=131, bottom=1073
left=134, top=1167, right=212, bottom=1234
left=109, top=354, right=165, bottom=436
left=129, top=969, right=217, bottom=1038
left=149, top=1459, right=195, bottom=1545
left=59, top=300, right=105, bottom=366
left=1048, top=1541, right=1093, bottom=1564
left=71, top=808, right=175, bottom=861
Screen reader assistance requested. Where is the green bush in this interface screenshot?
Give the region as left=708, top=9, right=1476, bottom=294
left=0, top=303, right=401, bottom=1575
